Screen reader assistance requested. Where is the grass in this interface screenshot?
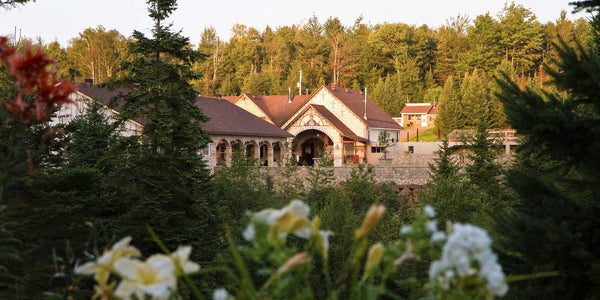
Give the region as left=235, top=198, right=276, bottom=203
left=408, top=127, right=440, bottom=142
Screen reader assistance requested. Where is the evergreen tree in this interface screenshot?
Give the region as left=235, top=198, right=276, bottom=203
left=436, top=15, right=470, bottom=79
left=494, top=8, right=600, bottom=295
left=372, top=75, right=404, bottom=115
left=418, top=138, right=487, bottom=226
left=460, top=69, right=491, bottom=127
left=428, top=138, right=459, bottom=182
left=107, top=0, right=217, bottom=261
left=435, top=75, right=462, bottom=135
left=464, top=120, right=507, bottom=211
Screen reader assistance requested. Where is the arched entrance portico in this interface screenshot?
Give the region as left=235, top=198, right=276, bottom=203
left=292, top=129, right=333, bottom=166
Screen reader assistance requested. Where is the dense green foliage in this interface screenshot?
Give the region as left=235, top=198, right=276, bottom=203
left=493, top=15, right=600, bottom=298
left=418, top=136, right=499, bottom=227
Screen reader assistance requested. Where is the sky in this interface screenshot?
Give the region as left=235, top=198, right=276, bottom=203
left=0, top=0, right=589, bottom=47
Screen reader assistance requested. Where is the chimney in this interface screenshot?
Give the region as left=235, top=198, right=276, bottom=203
left=215, top=93, right=222, bottom=101
left=363, top=87, right=368, bottom=120
left=84, top=78, right=94, bottom=86
left=288, top=87, right=292, bottom=103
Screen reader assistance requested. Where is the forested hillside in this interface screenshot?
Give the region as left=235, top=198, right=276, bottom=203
left=13, top=3, right=591, bottom=133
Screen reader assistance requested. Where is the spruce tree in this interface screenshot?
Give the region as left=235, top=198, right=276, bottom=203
left=428, top=138, right=459, bottom=182
left=107, top=0, right=217, bottom=261
left=435, top=75, right=462, bottom=135
left=464, top=120, right=505, bottom=206
left=419, top=138, right=488, bottom=226
left=494, top=6, right=600, bottom=295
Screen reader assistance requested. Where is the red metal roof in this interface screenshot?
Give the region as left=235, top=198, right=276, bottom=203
left=400, top=103, right=434, bottom=115
left=75, top=83, right=289, bottom=138
left=237, top=93, right=311, bottom=127
left=74, top=83, right=148, bottom=125
left=322, top=86, right=403, bottom=130
left=195, top=96, right=291, bottom=138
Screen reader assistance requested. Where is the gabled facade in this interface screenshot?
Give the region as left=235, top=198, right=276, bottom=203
left=398, top=102, right=438, bottom=127
left=234, top=85, right=402, bottom=166
left=49, top=83, right=143, bottom=136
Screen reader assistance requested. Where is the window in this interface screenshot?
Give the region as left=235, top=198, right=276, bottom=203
left=371, top=146, right=385, bottom=153
left=200, top=146, right=210, bottom=157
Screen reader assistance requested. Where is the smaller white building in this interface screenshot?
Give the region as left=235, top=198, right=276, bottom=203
left=398, top=103, right=438, bottom=127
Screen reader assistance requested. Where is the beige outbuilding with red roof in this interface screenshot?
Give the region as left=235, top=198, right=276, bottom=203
left=398, top=103, right=438, bottom=127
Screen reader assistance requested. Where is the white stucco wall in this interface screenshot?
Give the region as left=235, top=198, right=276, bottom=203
left=308, top=88, right=369, bottom=139
left=235, top=95, right=274, bottom=125
left=49, top=92, right=142, bottom=136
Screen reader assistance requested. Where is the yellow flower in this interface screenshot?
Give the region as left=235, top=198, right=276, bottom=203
left=365, top=243, right=384, bottom=271
left=114, top=255, right=177, bottom=300
left=170, top=246, right=200, bottom=276
left=91, top=281, right=116, bottom=300
left=356, top=205, right=386, bottom=240
left=76, top=236, right=141, bottom=284
left=255, top=200, right=312, bottom=240
left=277, top=252, right=310, bottom=273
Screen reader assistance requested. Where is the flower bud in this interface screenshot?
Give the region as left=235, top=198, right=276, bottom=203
left=356, top=205, right=386, bottom=239
left=278, top=252, right=309, bottom=273
left=365, top=243, right=383, bottom=271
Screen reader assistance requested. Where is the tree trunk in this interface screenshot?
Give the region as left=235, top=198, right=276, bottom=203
left=212, top=41, right=219, bottom=89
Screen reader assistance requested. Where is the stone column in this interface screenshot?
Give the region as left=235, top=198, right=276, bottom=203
left=267, top=143, right=275, bottom=167
left=333, top=142, right=343, bottom=166
left=225, top=145, right=232, bottom=167
left=253, top=143, right=260, bottom=163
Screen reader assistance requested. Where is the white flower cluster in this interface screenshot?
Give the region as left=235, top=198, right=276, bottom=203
left=243, top=200, right=333, bottom=257
left=429, top=223, right=508, bottom=296
left=76, top=237, right=200, bottom=300
left=400, top=205, right=446, bottom=243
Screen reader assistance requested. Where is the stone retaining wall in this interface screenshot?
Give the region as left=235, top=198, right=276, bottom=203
left=260, top=165, right=431, bottom=187
left=257, top=153, right=513, bottom=187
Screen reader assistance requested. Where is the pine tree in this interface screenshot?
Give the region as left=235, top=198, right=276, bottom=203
left=419, top=138, right=488, bottom=225
left=494, top=7, right=600, bottom=295
left=107, top=0, right=218, bottom=261
left=460, top=69, right=490, bottom=127
left=464, top=120, right=506, bottom=211
left=428, top=138, right=459, bottom=182
left=435, top=75, right=462, bottom=135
